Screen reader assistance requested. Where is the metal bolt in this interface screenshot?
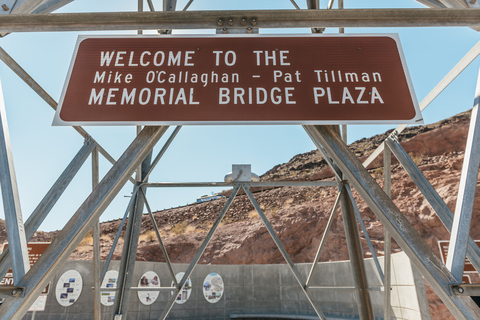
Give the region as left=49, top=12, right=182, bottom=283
left=11, top=289, right=18, bottom=296
left=251, top=18, right=257, bottom=26
left=456, top=287, right=465, bottom=294
left=1, top=4, right=9, bottom=11
left=222, top=28, right=228, bottom=34
left=241, top=17, right=247, bottom=26
left=228, top=18, right=234, bottom=26
left=247, top=27, right=252, bottom=34
left=217, top=18, right=224, bottom=26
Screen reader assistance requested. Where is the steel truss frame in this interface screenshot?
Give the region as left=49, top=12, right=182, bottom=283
left=0, top=0, right=479, bottom=319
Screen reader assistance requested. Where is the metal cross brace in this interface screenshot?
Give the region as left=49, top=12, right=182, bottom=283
left=156, top=184, right=241, bottom=320
left=0, top=126, right=169, bottom=320
left=385, top=136, right=480, bottom=274
left=308, top=124, right=480, bottom=319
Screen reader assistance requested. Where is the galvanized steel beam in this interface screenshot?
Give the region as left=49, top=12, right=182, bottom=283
left=0, top=46, right=135, bottom=184
left=100, top=186, right=140, bottom=282
left=141, top=189, right=177, bottom=288
left=0, top=126, right=168, bottom=320
left=451, top=284, right=480, bottom=296
left=163, top=0, right=177, bottom=12
left=446, top=73, right=480, bottom=281
left=182, top=0, right=194, bottom=11
left=338, top=185, right=374, bottom=320
left=306, top=125, right=480, bottom=319
left=383, top=144, right=392, bottom=320
left=1, top=9, right=480, bottom=33
left=0, top=286, right=24, bottom=299
left=92, top=147, right=101, bottom=320
left=143, top=181, right=337, bottom=188
left=305, top=0, right=318, bottom=9
left=244, top=185, right=327, bottom=320
left=0, top=77, right=30, bottom=284
left=0, top=0, right=72, bottom=15
left=32, top=0, right=73, bottom=14
left=157, top=184, right=241, bottom=320
left=439, top=0, right=469, bottom=8
left=3, top=0, right=45, bottom=14
left=143, top=126, right=181, bottom=181
left=385, top=137, right=480, bottom=274
left=113, top=151, right=153, bottom=319
left=415, top=0, right=447, bottom=8
left=344, top=185, right=384, bottom=283
left=306, top=189, right=342, bottom=286
left=303, top=125, right=342, bottom=180
left=363, top=40, right=480, bottom=168
left=0, top=137, right=97, bottom=281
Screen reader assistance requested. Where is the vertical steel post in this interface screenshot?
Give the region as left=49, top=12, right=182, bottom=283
left=339, top=184, right=375, bottom=320
left=159, top=0, right=177, bottom=34
left=143, top=126, right=181, bottom=181
left=344, top=185, right=384, bottom=283
left=100, top=186, right=139, bottom=283
left=0, top=125, right=168, bottom=320
left=92, top=147, right=101, bottom=320
left=339, top=1, right=346, bottom=145
left=446, top=68, right=480, bottom=281
left=383, top=144, right=392, bottom=320
left=113, top=152, right=153, bottom=319
left=0, top=77, right=30, bottom=284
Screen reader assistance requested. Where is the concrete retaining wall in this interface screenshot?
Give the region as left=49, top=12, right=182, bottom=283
left=18, top=252, right=429, bottom=320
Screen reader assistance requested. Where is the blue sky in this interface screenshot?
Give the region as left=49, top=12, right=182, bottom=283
left=0, top=0, right=479, bottom=231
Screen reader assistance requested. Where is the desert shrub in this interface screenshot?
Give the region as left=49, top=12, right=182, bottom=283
left=270, top=206, right=280, bottom=218
left=79, top=230, right=93, bottom=246
left=374, top=167, right=383, bottom=176
left=145, top=230, right=156, bottom=241
left=409, top=152, right=424, bottom=166
left=248, top=210, right=259, bottom=219
left=171, top=221, right=188, bottom=234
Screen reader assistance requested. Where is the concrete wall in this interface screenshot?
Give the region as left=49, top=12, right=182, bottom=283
left=19, top=252, right=429, bottom=320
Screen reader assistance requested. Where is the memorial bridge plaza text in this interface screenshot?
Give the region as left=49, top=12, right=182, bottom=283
left=87, top=50, right=385, bottom=106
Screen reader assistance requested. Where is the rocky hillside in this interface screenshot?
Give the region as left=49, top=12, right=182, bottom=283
left=2, top=109, right=476, bottom=319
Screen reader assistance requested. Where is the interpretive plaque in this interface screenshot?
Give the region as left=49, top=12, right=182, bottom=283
left=54, top=34, right=422, bottom=126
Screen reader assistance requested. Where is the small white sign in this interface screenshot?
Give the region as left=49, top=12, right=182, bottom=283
left=171, top=272, right=192, bottom=304
left=203, top=272, right=224, bottom=303
left=137, top=271, right=160, bottom=305
left=101, top=270, right=118, bottom=306
left=29, top=295, right=47, bottom=311
left=55, top=270, right=83, bottom=307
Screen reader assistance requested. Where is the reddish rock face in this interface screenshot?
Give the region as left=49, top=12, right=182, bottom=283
left=13, top=110, right=476, bottom=320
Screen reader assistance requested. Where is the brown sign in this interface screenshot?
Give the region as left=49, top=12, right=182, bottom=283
left=438, top=240, right=480, bottom=273
left=0, top=242, right=50, bottom=294
left=53, top=35, right=422, bottom=126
